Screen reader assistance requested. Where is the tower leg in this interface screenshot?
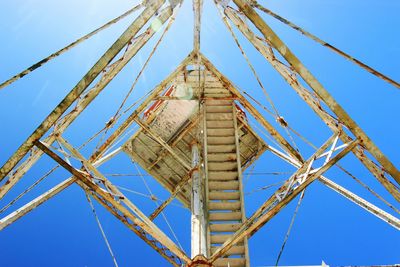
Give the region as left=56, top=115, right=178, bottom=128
left=191, top=142, right=207, bottom=259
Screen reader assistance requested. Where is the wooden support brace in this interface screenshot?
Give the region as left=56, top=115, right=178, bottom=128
left=149, top=172, right=192, bottom=220
left=210, top=135, right=358, bottom=262
left=266, top=143, right=400, bottom=231
left=0, top=1, right=172, bottom=199
left=230, top=0, right=400, bottom=186
left=199, top=53, right=304, bottom=163
left=134, top=117, right=192, bottom=171
left=34, top=140, right=191, bottom=266
left=223, top=6, right=400, bottom=203
left=89, top=52, right=195, bottom=162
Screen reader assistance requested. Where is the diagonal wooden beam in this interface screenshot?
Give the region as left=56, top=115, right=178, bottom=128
left=0, top=0, right=167, bottom=185
left=199, top=53, right=304, bottom=163
left=318, top=177, right=400, bottom=230
left=250, top=0, right=400, bottom=90
left=223, top=6, right=400, bottom=203
left=35, top=140, right=191, bottom=266
left=210, top=134, right=358, bottom=262
left=0, top=177, right=76, bottom=231
left=133, top=117, right=192, bottom=171
left=266, top=143, right=400, bottom=230
left=57, top=136, right=191, bottom=237
left=0, top=3, right=144, bottom=90
left=230, top=0, right=400, bottom=185
left=0, top=7, right=184, bottom=201
left=89, top=52, right=195, bottom=162
left=0, top=147, right=122, bottom=231
left=149, top=172, right=192, bottom=220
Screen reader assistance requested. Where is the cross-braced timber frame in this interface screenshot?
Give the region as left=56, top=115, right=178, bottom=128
left=0, top=0, right=399, bottom=266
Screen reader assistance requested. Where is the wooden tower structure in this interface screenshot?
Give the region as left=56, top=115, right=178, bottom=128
left=0, top=0, right=399, bottom=266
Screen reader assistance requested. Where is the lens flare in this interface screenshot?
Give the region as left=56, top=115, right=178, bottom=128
left=151, top=18, right=163, bottom=32
left=175, top=83, right=193, bottom=100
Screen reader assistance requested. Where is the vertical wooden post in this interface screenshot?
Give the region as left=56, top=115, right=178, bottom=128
left=191, top=141, right=207, bottom=258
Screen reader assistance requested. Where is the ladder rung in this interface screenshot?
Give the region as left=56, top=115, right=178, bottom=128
left=207, top=136, right=236, bottom=145
left=204, top=93, right=233, bottom=98
left=210, top=223, right=242, bottom=232
left=209, top=211, right=242, bottom=221
left=209, top=191, right=240, bottom=200
left=208, top=153, right=237, bottom=162
left=208, top=171, right=238, bottom=181
left=214, top=258, right=246, bottom=267
left=209, top=181, right=240, bottom=191
left=206, top=105, right=232, bottom=113
left=206, top=120, right=234, bottom=129
left=207, top=145, right=236, bottom=153
left=205, top=99, right=232, bottom=106
left=206, top=113, right=233, bottom=121
left=208, top=162, right=237, bottom=171
left=210, top=234, right=235, bottom=244
left=210, top=245, right=245, bottom=256
left=207, top=128, right=235, bottom=137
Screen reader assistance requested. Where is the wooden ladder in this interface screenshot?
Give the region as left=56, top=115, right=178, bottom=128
left=203, top=89, right=249, bottom=267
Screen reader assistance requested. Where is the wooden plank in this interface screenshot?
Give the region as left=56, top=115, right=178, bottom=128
left=210, top=245, right=245, bottom=255
left=209, top=201, right=241, bottom=210
left=209, top=191, right=240, bottom=200
left=208, top=162, right=237, bottom=171
left=208, top=153, right=237, bottom=161
left=208, top=171, right=238, bottom=181
left=210, top=223, right=242, bottom=232
left=211, top=234, right=234, bottom=244
left=0, top=178, right=75, bottom=230
left=209, top=212, right=242, bottom=221
left=214, top=258, right=246, bottom=267
left=207, top=136, right=236, bottom=145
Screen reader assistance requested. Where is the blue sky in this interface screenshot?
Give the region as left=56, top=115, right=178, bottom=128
left=0, top=0, right=399, bottom=266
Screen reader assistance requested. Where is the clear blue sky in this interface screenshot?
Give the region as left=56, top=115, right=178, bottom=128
left=0, top=0, right=399, bottom=266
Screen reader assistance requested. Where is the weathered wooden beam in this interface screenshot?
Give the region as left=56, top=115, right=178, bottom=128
left=0, top=6, right=179, bottom=201
left=89, top=52, right=195, bottom=162
left=57, top=136, right=192, bottom=240
left=149, top=173, right=192, bottom=220
left=148, top=115, right=200, bottom=170
left=0, top=3, right=143, bottom=90
left=134, top=117, right=192, bottom=171
left=319, top=177, right=400, bottom=230
left=223, top=7, right=400, bottom=203
left=266, top=143, right=400, bottom=231
left=199, top=53, right=304, bottom=163
left=193, top=0, right=203, bottom=54
left=230, top=0, right=400, bottom=185
left=190, top=141, right=207, bottom=258
left=251, top=0, right=400, bottom=89
left=0, top=147, right=122, bottom=231
left=35, top=140, right=191, bottom=266
left=232, top=103, right=250, bottom=267
left=0, top=177, right=75, bottom=230
left=0, top=0, right=167, bottom=188
left=210, top=135, right=358, bottom=261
